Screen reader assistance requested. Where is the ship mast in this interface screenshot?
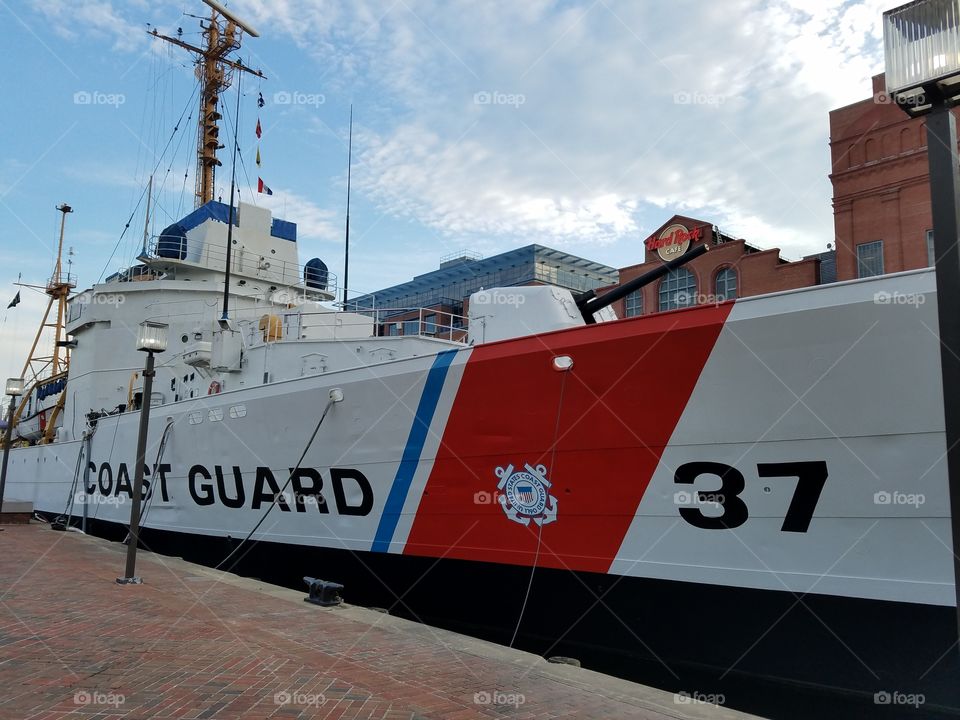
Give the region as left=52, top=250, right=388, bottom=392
left=149, top=0, right=263, bottom=208
left=8, top=203, right=77, bottom=443
left=16, top=204, right=75, bottom=386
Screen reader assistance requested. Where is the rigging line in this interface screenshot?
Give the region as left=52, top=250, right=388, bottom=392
left=217, top=88, right=255, bottom=208
left=152, top=105, right=197, bottom=232
left=509, top=370, right=568, bottom=649
left=215, top=396, right=337, bottom=572
left=90, top=415, right=123, bottom=523
left=140, top=76, right=200, bottom=259
left=141, top=420, right=175, bottom=526
left=129, top=419, right=175, bottom=540
left=54, top=440, right=86, bottom=529
left=150, top=97, right=198, bottom=228
left=97, top=79, right=201, bottom=282
left=174, top=117, right=196, bottom=221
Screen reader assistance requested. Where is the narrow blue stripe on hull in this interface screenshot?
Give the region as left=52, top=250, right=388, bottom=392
left=372, top=349, right=457, bottom=552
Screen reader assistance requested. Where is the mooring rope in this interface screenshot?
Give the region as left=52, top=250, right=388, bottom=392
left=509, top=368, right=569, bottom=648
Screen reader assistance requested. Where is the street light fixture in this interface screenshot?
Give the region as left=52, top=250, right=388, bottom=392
left=884, top=0, right=960, bottom=643
left=0, top=378, right=25, bottom=520
left=117, top=321, right=168, bottom=585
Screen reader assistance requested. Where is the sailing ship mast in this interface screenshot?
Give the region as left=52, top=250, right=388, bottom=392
left=149, top=0, right=264, bottom=208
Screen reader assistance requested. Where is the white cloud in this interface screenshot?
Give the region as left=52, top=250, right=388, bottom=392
left=233, top=0, right=886, bottom=256
left=249, top=186, right=343, bottom=244
left=26, top=0, right=144, bottom=52
left=24, top=0, right=890, bottom=261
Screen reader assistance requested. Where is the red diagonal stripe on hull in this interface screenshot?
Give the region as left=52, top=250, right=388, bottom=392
left=404, top=303, right=733, bottom=573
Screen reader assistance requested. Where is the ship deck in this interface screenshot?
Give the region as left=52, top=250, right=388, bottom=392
left=0, top=522, right=759, bottom=720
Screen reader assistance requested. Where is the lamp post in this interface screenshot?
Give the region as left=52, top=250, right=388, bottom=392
left=884, top=0, right=960, bottom=643
left=117, top=321, right=168, bottom=585
left=0, top=377, right=25, bottom=518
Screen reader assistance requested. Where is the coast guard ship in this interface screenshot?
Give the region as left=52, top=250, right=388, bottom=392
left=4, top=2, right=957, bottom=714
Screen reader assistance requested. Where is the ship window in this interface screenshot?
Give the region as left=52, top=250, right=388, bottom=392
left=715, top=267, right=737, bottom=301
left=624, top=289, right=643, bottom=317
left=658, top=268, right=697, bottom=311
left=856, top=240, right=884, bottom=278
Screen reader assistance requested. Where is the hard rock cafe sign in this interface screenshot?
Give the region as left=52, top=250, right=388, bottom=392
left=645, top=224, right=704, bottom=262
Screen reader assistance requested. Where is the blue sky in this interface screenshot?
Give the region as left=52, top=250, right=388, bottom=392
left=0, top=0, right=889, bottom=382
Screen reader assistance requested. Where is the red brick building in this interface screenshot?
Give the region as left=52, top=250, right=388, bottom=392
left=610, top=215, right=825, bottom=318
left=829, top=73, right=950, bottom=281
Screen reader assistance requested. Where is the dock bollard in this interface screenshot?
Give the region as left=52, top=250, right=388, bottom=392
left=303, top=577, right=344, bottom=607
left=547, top=656, right=581, bottom=667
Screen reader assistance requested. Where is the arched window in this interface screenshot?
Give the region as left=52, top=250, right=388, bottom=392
left=624, top=289, right=643, bottom=317
left=900, top=127, right=913, bottom=153
left=848, top=143, right=861, bottom=167
left=658, top=268, right=697, bottom=312
left=715, top=267, right=738, bottom=301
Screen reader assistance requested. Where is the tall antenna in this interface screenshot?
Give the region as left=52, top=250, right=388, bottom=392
left=220, top=71, right=243, bottom=324
left=141, top=175, right=153, bottom=256
left=343, top=105, right=353, bottom=307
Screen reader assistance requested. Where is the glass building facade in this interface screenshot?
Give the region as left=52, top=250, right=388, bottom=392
left=352, top=245, right=618, bottom=317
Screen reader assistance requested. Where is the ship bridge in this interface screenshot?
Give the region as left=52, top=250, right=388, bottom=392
left=129, top=200, right=335, bottom=302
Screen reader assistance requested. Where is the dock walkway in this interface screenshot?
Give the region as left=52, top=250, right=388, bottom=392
left=0, top=523, right=759, bottom=719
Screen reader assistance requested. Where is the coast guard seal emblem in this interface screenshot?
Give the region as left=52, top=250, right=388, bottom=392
left=495, top=463, right=558, bottom=526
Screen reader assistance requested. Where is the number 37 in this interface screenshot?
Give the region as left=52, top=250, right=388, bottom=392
left=674, top=461, right=828, bottom=533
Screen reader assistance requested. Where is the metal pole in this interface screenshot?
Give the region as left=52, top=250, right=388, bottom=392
left=343, top=104, right=353, bottom=307
left=924, top=100, right=960, bottom=638
left=81, top=431, right=92, bottom=534
left=0, top=397, right=16, bottom=515
left=117, top=351, right=155, bottom=584
left=220, top=73, right=243, bottom=323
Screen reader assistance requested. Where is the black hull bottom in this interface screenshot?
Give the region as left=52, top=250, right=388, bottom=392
left=59, top=515, right=960, bottom=719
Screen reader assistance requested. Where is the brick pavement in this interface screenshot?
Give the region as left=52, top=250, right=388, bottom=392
left=0, top=523, right=759, bottom=719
